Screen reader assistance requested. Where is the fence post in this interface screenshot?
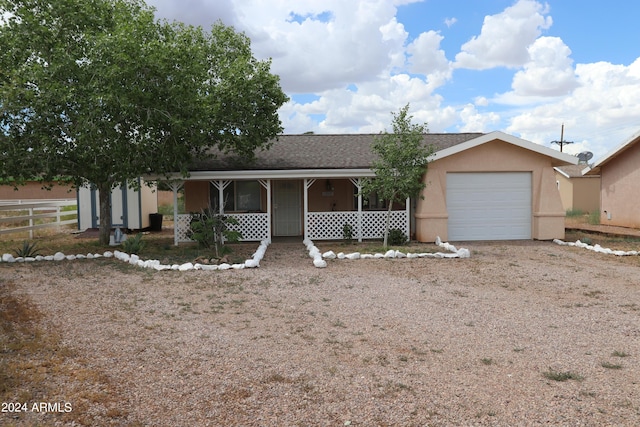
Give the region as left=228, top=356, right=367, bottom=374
left=29, top=207, right=34, bottom=239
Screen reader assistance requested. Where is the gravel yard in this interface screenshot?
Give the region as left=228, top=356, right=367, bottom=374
left=2, top=238, right=640, bottom=426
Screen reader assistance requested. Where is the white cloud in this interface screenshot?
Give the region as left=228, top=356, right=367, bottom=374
left=444, top=17, right=457, bottom=28
left=148, top=0, right=238, bottom=27
left=406, top=30, right=451, bottom=80
left=511, top=37, right=578, bottom=96
left=506, top=58, right=640, bottom=159
left=454, top=0, right=552, bottom=70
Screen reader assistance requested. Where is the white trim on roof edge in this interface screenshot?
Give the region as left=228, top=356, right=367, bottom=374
left=152, top=168, right=376, bottom=181
left=587, top=128, right=640, bottom=174
left=432, top=131, right=579, bottom=165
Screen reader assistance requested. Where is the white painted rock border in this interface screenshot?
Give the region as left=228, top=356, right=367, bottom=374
left=554, top=239, right=639, bottom=256
left=0, top=238, right=271, bottom=272
left=306, top=236, right=470, bottom=268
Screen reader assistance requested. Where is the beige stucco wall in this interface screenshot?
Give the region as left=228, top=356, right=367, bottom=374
left=415, top=139, right=566, bottom=242
left=555, top=173, right=573, bottom=212
left=600, top=141, right=640, bottom=228
left=555, top=173, right=600, bottom=214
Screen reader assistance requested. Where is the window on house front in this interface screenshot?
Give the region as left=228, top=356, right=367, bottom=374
left=210, top=181, right=262, bottom=212
left=353, top=186, right=388, bottom=210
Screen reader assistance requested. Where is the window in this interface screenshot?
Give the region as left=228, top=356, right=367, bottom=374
left=210, top=181, right=262, bottom=212
left=353, top=186, right=388, bottom=210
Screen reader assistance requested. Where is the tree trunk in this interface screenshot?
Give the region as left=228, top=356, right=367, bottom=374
left=383, top=196, right=394, bottom=248
left=97, top=182, right=113, bottom=246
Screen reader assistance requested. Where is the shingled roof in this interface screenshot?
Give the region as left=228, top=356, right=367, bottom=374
left=190, top=133, right=485, bottom=171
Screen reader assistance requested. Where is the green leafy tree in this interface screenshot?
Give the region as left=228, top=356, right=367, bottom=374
left=362, top=104, right=434, bottom=247
left=0, top=0, right=288, bottom=244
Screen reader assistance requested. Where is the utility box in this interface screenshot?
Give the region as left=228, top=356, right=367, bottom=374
left=77, top=178, right=158, bottom=231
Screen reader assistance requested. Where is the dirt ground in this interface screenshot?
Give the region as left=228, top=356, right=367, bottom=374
left=1, top=225, right=640, bottom=426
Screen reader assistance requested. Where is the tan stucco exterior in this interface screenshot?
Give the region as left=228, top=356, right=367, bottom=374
left=554, top=170, right=600, bottom=214
left=415, top=139, right=567, bottom=242
left=593, top=135, right=640, bottom=228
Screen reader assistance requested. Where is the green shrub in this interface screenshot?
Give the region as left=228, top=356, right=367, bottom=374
left=342, top=223, right=354, bottom=243
left=14, top=241, right=41, bottom=258
left=387, top=228, right=408, bottom=246
left=566, top=208, right=584, bottom=217
left=188, top=208, right=242, bottom=258
left=122, top=233, right=145, bottom=254
left=588, top=210, right=601, bottom=225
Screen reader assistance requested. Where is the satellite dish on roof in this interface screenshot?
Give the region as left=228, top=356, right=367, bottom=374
left=576, top=151, right=593, bottom=163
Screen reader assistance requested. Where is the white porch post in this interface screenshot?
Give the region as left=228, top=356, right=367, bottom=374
left=350, top=178, right=363, bottom=242
left=169, top=180, right=183, bottom=246
left=211, top=180, right=231, bottom=213
left=406, top=197, right=411, bottom=241
left=259, top=179, right=271, bottom=243
left=303, top=179, right=316, bottom=240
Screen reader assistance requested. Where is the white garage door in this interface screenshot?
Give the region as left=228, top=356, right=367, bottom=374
left=447, top=172, right=532, bottom=241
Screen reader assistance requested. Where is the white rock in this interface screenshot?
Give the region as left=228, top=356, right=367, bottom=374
left=171, top=264, right=180, bottom=270
left=103, top=251, right=113, bottom=258
left=66, top=254, right=76, bottom=261
left=24, top=257, right=36, bottom=262
left=231, top=263, right=245, bottom=270
left=407, top=253, right=419, bottom=258
left=218, top=263, right=231, bottom=270
left=373, top=253, right=384, bottom=259
left=2, top=254, right=15, bottom=262
left=129, top=254, right=140, bottom=264
left=44, top=255, right=54, bottom=261
left=384, top=250, right=396, bottom=258
left=93, top=253, right=102, bottom=258
left=322, top=251, right=336, bottom=259
left=15, top=257, right=24, bottom=263
left=435, top=236, right=442, bottom=245
left=35, top=255, right=44, bottom=261
left=75, top=254, right=86, bottom=259
left=53, top=252, right=66, bottom=261
left=395, top=251, right=407, bottom=258
left=178, top=262, right=194, bottom=271
left=313, top=259, right=327, bottom=268
left=244, top=259, right=259, bottom=268
left=337, top=252, right=346, bottom=259
left=457, top=248, right=471, bottom=258
left=361, top=254, right=374, bottom=259
left=345, top=252, right=361, bottom=260
left=153, top=264, right=171, bottom=271
left=199, top=264, right=219, bottom=271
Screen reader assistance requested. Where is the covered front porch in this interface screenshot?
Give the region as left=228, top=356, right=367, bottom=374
left=163, top=170, right=410, bottom=245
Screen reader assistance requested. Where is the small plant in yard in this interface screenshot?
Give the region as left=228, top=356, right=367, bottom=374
left=588, top=210, right=600, bottom=225
left=14, top=241, right=41, bottom=257
left=342, top=223, right=354, bottom=244
left=188, top=207, right=242, bottom=258
left=122, top=233, right=145, bottom=254
left=542, top=369, right=584, bottom=382
left=611, top=350, right=630, bottom=357
left=580, top=237, right=593, bottom=245
left=566, top=208, right=584, bottom=217
left=600, top=361, right=623, bottom=370
left=481, top=357, right=494, bottom=365
left=387, top=228, right=408, bottom=246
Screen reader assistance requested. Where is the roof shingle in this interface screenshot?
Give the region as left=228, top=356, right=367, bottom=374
left=190, top=133, right=484, bottom=171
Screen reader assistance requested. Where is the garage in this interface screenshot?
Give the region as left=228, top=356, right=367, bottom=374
left=446, top=172, right=532, bottom=241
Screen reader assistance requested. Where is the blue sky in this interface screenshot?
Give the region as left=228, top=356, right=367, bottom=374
left=147, top=0, right=640, bottom=161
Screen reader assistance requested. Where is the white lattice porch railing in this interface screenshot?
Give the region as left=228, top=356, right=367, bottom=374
left=307, top=210, right=408, bottom=240
left=175, top=212, right=269, bottom=243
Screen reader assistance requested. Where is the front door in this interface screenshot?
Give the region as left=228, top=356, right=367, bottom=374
left=273, top=180, right=302, bottom=236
